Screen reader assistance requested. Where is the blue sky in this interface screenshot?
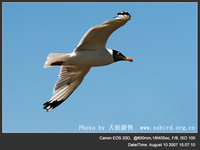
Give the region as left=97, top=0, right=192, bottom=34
left=3, top=2, right=197, bottom=133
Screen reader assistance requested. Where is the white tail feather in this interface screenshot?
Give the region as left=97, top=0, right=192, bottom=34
left=44, top=53, right=70, bottom=68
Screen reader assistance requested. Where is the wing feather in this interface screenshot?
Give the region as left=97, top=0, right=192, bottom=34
left=75, top=11, right=131, bottom=51
left=43, top=65, right=90, bottom=111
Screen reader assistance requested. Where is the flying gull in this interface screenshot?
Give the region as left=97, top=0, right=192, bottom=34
left=43, top=11, right=133, bottom=111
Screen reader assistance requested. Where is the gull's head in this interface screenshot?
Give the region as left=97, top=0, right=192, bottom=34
left=112, top=50, right=133, bottom=62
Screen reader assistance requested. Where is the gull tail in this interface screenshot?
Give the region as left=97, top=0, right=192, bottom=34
left=44, top=53, right=70, bottom=68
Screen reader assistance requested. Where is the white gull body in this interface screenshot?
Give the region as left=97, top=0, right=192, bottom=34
left=43, top=11, right=132, bottom=111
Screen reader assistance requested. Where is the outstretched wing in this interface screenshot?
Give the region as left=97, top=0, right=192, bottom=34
left=43, top=65, right=91, bottom=111
left=75, top=11, right=131, bottom=51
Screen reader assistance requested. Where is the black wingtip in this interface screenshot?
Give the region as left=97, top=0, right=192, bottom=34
left=43, top=100, right=65, bottom=112
left=117, top=11, right=131, bottom=18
